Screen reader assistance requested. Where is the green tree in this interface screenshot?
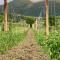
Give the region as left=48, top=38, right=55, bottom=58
left=49, top=16, right=56, bottom=30
left=49, top=16, right=55, bottom=26
left=25, top=17, right=35, bottom=28
left=0, top=15, right=3, bottom=22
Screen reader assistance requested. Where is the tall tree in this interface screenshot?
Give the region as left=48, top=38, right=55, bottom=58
left=45, top=0, right=49, bottom=38
left=25, top=17, right=35, bottom=28
left=3, top=0, right=8, bottom=31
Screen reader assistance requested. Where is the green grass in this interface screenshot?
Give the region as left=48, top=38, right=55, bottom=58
left=34, top=30, right=60, bottom=60
left=0, top=31, right=27, bottom=54
left=0, top=24, right=28, bottom=54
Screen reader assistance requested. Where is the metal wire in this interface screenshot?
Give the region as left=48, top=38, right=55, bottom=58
left=54, top=0, right=56, bottom=31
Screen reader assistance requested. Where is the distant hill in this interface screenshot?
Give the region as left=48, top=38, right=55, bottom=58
left=0, top=0, right=60, bottom=17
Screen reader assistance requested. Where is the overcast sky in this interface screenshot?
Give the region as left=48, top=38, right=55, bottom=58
left=0, top=0, right=55, bottom=5
left=0, top=0, right=12, bottom=5
left=0, top=0, right=43, bottom=5
left=30, top=0, right=43, bottom=3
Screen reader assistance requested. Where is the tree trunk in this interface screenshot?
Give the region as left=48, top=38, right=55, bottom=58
left=3, top=0, right=8, bottom=31
left=30, top=24, right=32, bottom=28
left=45, top=0, right=49, bottom=39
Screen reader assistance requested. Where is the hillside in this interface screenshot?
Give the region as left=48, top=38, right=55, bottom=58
left=0, top=0, right=60, bottom=16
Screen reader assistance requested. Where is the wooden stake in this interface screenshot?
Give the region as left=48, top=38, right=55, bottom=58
left=3, top=0, right=8, bottom=31
left=45, top=0, right=49, bottom=39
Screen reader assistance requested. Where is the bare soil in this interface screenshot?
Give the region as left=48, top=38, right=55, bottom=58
left=0, top=29, right=49, bottom=60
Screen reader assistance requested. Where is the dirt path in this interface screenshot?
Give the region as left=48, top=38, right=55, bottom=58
left=0, top=29, right=49, bottom=60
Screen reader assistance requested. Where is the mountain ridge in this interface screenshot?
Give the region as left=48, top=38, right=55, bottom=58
left=0, top=0, right=60, bottom=16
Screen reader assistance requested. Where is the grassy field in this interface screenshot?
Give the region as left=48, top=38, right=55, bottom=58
left=33, top=30, right=60, bottom=60
left=0, top=23, right=28, bottom=54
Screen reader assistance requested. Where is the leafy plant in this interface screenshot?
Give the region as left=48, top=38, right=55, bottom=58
left=34, top=30, right=60, bottom=60
left=25, top=16, right=35, bottom=28
left=0, top=30, right=27, bottom=54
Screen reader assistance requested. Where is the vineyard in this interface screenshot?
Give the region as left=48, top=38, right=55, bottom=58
left=34, top=29, right=60, bottom=60
left=0, top=0, right=60, bottom=60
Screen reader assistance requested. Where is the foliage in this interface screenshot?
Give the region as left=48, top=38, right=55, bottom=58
left=49, top=16, right=55, bottom=26
left=0, top=29, right=27, bottom=54
left=0, top=15, right=3, bottom=22
left=34, top=30, right=60, bottom=60
left=44, top=16, right=55, bottom=26
left=47, top=32, right=60, bottom=60
left=25, top=16, right=35, bottom=28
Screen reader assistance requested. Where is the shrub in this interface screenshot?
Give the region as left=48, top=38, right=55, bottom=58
left=25, top=16, right=35, bottom=28
left=35, top=30, right=60, bottom=60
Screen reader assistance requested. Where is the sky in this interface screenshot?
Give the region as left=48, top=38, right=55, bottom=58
left=0, top=0, right=43, bottom=5
left=30, top=0, right=43, bottom=3
left=0, top=0, right=12, bottom=5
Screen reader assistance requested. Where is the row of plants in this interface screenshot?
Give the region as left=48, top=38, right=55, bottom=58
left=34, top=30, right=60, bottom=60
left=0, top=30, right=27, bottom=54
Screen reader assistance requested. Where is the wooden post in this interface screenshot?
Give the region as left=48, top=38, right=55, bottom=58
left=3, top=0, right=8, bottom=31
left=35, top=18, right=38, bottom=31
left=45, top=0, right=49, bottom=39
